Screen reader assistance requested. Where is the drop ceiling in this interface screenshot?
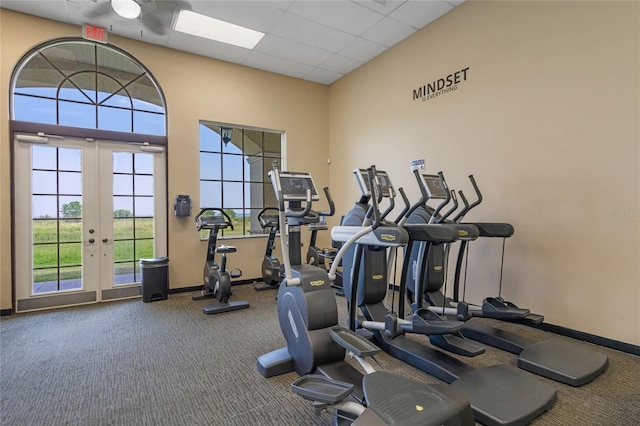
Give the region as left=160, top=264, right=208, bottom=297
left=0, top=0, right=464, bottom=85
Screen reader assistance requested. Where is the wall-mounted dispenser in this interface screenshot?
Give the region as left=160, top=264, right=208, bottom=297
left=174, top=194, right=191, bottom=217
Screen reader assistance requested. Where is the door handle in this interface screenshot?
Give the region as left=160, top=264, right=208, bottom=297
left=102, top=238, right=110, bottom=243
left=88, top=238, right=95, bottom=244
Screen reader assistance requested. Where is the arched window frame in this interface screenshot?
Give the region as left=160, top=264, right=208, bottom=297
left=9, top=37, right=167, bottom=145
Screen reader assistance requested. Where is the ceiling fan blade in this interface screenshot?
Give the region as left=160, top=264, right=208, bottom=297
left=84, top=1, right=113, bottom=20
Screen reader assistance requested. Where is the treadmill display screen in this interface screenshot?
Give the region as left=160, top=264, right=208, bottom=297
left=422, top=174, right=447, bottom=199
left=354, top=168, right=392, bottom=197
left=279, top=174, right=319, bottom=200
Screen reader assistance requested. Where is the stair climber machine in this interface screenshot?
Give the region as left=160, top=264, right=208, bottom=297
left=255, top=207, right=283, bottom=291
left=330, top=166, right=557, bottom=426
left=408, top=172, right=609, bottom=386
left=192, top=208, right=249, bottom=314
left=257, top=163, right=474, bottom=426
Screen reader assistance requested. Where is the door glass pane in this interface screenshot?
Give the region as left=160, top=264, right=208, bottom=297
left=113, top=175, right=133, bottom=195
left=134, top=153, right=153, bottom=174
left=135, top=218, right=153, bottom=239
left=134, top=175, right=153, bottom=196
left=33, top=195, right=58, bottom=219
left=32, top=146, right=57, bottom=170
left=59, top=196, right=82, bottom=218
left=32, top=171, right=57, bottom=194
left=34, top=219, right=58, bottom=242
left=33, top=244, right=58, bottom=269
left=33, top=268, right=59, bottom=294
left=114, top=263, right=136, bottom=284
left=59, top=172, right=81, bottom=195
left=59, top=243, right=82, bottom=267
left=59, top=266, right=82, bottom=291
left=135, top=196, right=154, bottom=217
left=114, top=240, right=133, bottom=262
left=59, top=219, right=82, bottom=242
left=114, top=196, right=134, bottom=216
left=135, top=239, right=154, bottom=260
left=113, top=152, right=133, bottom=173
left=114, top=218, right=133, bottom=239
left=58, top=148, right=81, bottom=171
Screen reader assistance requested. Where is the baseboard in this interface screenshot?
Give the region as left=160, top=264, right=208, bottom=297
left=169, top=278, right=262, bottom=295
left=531, top=322, right=640, bottom=356
left=1, top=309, right=13, bottom=316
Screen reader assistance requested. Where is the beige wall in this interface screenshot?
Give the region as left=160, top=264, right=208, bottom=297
left=0, top=10, right=329, bottom=309
left=329, top=0, right=639, bottom=344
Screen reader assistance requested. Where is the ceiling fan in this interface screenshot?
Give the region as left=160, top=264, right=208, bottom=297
left=84, top=0, right=189, bottom=36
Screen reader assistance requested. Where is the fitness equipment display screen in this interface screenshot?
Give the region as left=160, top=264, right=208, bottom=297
left=278, top=173, right=319, bottom=201
left=422, top=174, right=447, bottom=199
left=354, top=168, right=393, bottom=197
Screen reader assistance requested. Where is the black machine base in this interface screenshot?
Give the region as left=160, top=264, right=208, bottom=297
left=518, top=339, right=609, bottom=386
left=451, top=365, right=557, bottom=426
left=202, top=300, right=249, bottom=315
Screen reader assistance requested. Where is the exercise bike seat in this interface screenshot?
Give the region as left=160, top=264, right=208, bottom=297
left=215, top=245, right=237, bottom=254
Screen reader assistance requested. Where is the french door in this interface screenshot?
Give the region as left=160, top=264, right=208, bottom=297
left=13, top=133, right=167, bottom=312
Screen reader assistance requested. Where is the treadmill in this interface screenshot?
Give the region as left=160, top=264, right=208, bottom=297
left=332, top=167, right=557, bottom=426
left=410, top=171, right=609, bottom=386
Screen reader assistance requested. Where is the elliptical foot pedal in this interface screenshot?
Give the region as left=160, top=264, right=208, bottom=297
left=291, top=375, right=353, bottom=403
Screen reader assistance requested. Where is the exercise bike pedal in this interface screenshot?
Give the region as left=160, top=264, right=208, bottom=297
left=230, top=268, right=242, bottom=279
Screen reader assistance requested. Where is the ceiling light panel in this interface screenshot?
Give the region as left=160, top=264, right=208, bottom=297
left=174, top=10, right=265, bottom=49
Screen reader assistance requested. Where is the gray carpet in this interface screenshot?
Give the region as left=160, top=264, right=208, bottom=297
left=1, top=283, right=639, bottom=425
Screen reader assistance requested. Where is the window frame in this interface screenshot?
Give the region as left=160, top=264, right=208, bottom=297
left=198, top=121, right=284, bottom=239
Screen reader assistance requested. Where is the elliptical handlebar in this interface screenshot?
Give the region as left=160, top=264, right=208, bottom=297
left=319, top=187, right=336, bottom=218
left=437, top=190, right=458, bottom=223
left=395, top=187, right=411, bottom=224
left=367, top=166, right=382, bottom=230
left=452, top=174, right=483, bottom=222
left=400, top=169, right=429, bottom=226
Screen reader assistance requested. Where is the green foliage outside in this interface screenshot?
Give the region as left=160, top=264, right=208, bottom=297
left=32, top=217, right=154, bottom=282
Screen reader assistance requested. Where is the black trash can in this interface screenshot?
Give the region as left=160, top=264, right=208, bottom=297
left=140, top=257, right=169, bottom=302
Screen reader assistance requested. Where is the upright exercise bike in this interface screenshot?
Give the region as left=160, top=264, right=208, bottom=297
left=192, top=208, right=249, bottom=314
left=255, top=207, right=283, bottom=291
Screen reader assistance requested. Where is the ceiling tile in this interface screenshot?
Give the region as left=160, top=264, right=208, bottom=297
left=339, top=37, right=387, bottom=63
left=304, top=67, right=344, bottom=85
left=287, top=0, right=383, bottom=35
left=242, top=51, right=315, bottom=79
left=188, top=1, right=284, bottom=33
left=319, top=54, right=363, bottom=74
left=254, top=34, right=333, bottom=67
left=270, top=12, right=355, bottom=53
left=354, top=0, right=407, bottom=15
left=167, top=32, right=252, bottom=64
left=390, top=0, right=454, bottom=29
left=360, top=16, right=416, bottom=48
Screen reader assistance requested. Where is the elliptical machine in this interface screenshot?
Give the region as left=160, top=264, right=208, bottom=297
left=257, top=163, right=474, bottom=426
left=192, top=208, right=249, bottom=315
left=255, top=207, right=283, bottom=291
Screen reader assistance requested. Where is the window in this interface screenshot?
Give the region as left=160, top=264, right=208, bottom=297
left=11, top=38, right=166, bottom=136
left=199, top=123, right=282, bottom=237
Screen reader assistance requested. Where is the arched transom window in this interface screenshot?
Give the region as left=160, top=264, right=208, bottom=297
left=11, top=38, right=166, bottom=136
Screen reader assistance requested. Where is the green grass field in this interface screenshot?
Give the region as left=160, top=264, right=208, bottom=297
left=32, top=218, right=154, bottom=282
